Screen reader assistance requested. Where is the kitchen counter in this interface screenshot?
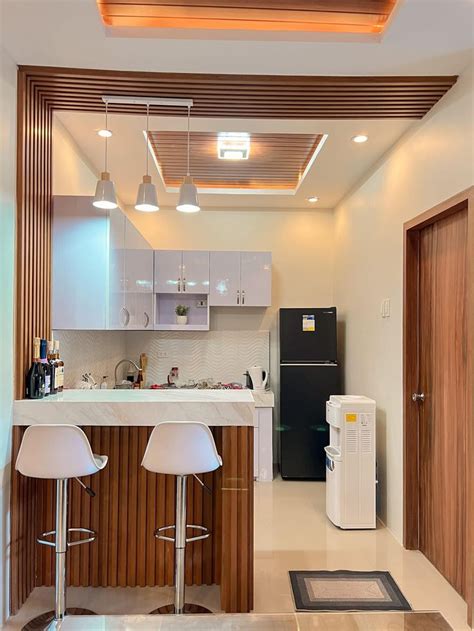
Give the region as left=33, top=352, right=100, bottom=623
left=252, top=389, right=275, bottom=408
left=13, top=388, right=255, bottom=426
left=11, top=387, right=255, bottom=615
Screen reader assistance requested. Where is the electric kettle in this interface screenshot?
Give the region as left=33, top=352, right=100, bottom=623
left=248, top=366, right=268, bottom=391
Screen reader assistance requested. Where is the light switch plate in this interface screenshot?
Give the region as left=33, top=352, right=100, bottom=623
left=381, top=298, right=391, bottom=318
left=196, top=299, right=207, bottom=308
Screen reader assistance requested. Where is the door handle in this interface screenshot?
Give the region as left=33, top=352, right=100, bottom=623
left=412, top=392, right=425, bottom=402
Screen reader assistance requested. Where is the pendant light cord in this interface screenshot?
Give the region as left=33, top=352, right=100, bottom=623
left=186, top=105, right=191, bottom=176
left=104, top=99, right=109, bottom=172
left=146, top=102, right=150, bottom=177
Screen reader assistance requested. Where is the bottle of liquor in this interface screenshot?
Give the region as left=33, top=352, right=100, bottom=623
left=39, top=339, right=51, bottom=396
left=54, top=340, right=65, bottom=392
left=47, top=340, right=57, bottom=395
left=25, top=337, right=45, bottom=399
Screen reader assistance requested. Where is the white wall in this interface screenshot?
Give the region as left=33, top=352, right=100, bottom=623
left=333, top=62, right=474, bottom=543
left=53, top=117, right=98, bottom=195
left=0, top=47, right=17, bottom=624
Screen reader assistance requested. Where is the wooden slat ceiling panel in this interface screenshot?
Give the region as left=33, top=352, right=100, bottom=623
left=149, top=131, right=323, bottom=188
left=97, top=0, right=397, bottom=33
left=22, top=66, right=457, bottom=120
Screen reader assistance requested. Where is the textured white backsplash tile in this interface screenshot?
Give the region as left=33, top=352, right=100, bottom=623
left=125, top=330, right=269, bottom=386
left=54, top=330, right=269, bottom=389
left=53, top=330, right=126, bottom=389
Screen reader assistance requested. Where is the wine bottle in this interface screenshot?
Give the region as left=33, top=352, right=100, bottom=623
left=54, top=340, right=65, bottom=392
left=25, top=337, right=45, bottom=399
left=40, top=339, right=51, bottom=396
left=48, top=340, right=57, bottom=395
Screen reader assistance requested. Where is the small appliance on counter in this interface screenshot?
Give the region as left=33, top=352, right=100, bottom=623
left=325, top=395, right=376, bottom=529
left=279, top=307, right=340, bottom=480
left=247, top=366, right=269, bottom=391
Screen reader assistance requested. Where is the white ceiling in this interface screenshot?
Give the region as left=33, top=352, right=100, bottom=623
left=55, top=110, right=414, bottom=209
left=2, top=1, right=473, bottom=76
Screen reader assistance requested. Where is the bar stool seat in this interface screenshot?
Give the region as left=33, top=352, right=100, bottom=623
left=141, top=422, right=222, bottom=615
left=16, top=424, right=108, bottom=631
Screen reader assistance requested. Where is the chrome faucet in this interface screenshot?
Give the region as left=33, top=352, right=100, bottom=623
left=114, top=359, right=142, bottom=389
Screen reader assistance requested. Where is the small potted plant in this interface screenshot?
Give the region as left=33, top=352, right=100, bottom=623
left=175, top=304, right=189, bottom=325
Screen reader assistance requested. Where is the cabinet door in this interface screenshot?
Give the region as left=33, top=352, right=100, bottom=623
left=182, top=251, right=209, bottom=294
left=108, top=208, right=127, bottom=329
left=154, top=250, right=182, bottom=293
left=124, top=219, right=154, bottom=293
left=209, top=251, right=241, bottom=306
left=240, top=251, right=272, bottom=307
left=125, top=292, right=154, bottom=330
left=52, top=196, right=108, bottom=330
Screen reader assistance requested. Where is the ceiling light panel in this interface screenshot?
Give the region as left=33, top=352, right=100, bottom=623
left=218, top=133, right=250, bottom=161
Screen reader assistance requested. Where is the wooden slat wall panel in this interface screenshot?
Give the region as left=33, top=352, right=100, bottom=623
left=10, top=426, right=253, bottom=614
left=97, top=0, right=397, bottom=34
left=149, top=131, right=323, bottom=189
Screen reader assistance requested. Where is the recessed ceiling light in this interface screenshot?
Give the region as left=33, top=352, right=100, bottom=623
left=98, top=129, right=112, bottom=138
left=352, top=134, right=368, bottom=143
left=218, top=132, right=250, bottom=160
left=307, top=196, right=319, bottom=203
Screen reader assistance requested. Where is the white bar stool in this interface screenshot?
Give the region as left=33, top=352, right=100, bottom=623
left=141, top=422, right=222, bottom=615
left=15, top=424, right=108, bottom=631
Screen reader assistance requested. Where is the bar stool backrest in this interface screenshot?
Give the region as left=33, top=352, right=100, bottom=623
left=142, top=422, right=222, bottom=475
left=16, top=424, right=105, bottom=479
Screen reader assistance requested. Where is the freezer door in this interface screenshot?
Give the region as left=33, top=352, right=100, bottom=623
left=280, top=364, right=340, bottom=480
left=279, top=308, right=337, bottom=363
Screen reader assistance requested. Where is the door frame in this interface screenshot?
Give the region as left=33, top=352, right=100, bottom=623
left=403, top=186, right=474, bottom=623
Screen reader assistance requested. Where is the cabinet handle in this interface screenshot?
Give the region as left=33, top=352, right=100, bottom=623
left=178, top=278, right=181, bottom=292
left=242, top=290, right=245, bottom=305
left=183, top=278, right=186, bottom=292
left=120, top=307, right=130, bottom=327
left=143, top=312, right=150, bottom=328
left=237, top=290, right=240, bottom=305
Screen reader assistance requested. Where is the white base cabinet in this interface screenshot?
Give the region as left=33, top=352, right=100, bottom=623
left=254, top=407, right=273, bottom=482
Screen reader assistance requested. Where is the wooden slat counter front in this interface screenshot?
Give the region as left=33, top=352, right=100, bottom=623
left=11, top=389, right=255, bottom=615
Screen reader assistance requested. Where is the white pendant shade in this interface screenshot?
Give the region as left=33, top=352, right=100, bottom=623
left=135, top=175, right=159, bottom=212
left=177, top=175, right=200, bottom=213
left=93, top=172, right=118, bottom=210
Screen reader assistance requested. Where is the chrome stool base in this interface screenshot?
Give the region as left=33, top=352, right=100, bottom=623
left=22, top=608, right=96, bottom=631
left=151, top=603, right=212, bottom=615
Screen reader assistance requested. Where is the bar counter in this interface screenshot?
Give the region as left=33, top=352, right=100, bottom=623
left=11, top=389, right=255, bottom=615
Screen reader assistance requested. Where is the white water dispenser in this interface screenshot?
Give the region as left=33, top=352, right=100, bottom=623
left=325, top=395, right=376, bottom=529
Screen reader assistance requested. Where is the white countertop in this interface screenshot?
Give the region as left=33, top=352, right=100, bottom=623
left=13, top=388, right=270, bottom=427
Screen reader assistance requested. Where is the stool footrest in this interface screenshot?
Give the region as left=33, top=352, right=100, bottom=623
left=154, top=524, right=210, bottom=544
left=155, top=525, right=176, bottom=543
left=37, top=527, right=97, bottom=548
left=186, top=524, right=210, bottom=543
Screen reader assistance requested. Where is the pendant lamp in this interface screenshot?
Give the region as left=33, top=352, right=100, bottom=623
left=93, top=100, right=118, bottom=210
left=177, top=106, right=200, bottom=213
left=135, top=103, right=159, bottom=212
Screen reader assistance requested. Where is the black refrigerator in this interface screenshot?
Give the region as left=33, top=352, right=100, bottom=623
left=279, top=307, right=340, bottom=480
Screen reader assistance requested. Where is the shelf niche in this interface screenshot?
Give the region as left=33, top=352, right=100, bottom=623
left=154, top=293, right=209, bottom=331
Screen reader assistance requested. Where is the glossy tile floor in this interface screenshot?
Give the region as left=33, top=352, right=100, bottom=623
left=5, top=480, right=469, bottom=630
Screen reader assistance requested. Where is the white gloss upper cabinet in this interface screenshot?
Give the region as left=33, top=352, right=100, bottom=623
left=154, top=250, right=182, bottom=293
left=52, top=196, right=108, bottom=330
left=108, top=209, right=154, bottom=330
left=182, top=251, right=210, bottom=294
left=154, top=250, right=209, bottom=295
left=240, top=251, right=272, bottom=307
left=209, top=251, right=241, bottom=306
left=209, top=251, right=272, bottom=307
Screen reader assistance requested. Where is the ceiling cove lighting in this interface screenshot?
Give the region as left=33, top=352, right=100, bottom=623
left=217, top=132, right=250, bottom=160
left=135, top=102, right=159, bottom=212
left=177, top=105, right=200, bottom=213
left=352, top=134, right=368, bottom=143
left=93, top=99, right=118, bottom=210
left=307, top=196, right=319, bottom=203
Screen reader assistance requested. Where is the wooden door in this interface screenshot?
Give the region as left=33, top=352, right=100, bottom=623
left=416, top=208, right=468, bottom=597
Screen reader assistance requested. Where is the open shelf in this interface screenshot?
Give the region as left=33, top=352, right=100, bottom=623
left=154, top=293, right=210, bottom=331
